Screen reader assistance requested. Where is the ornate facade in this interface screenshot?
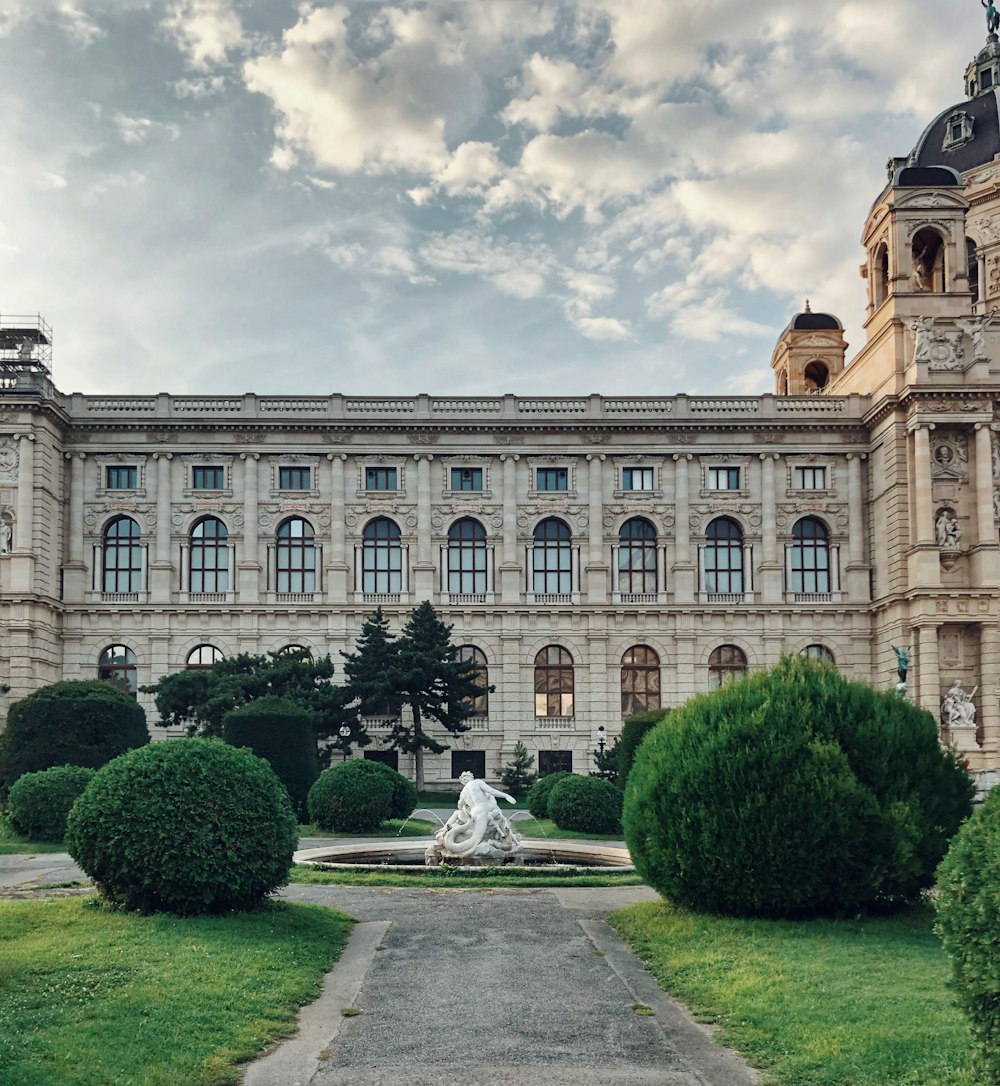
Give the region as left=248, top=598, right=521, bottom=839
left=4, top=31, right=1000, bottom=786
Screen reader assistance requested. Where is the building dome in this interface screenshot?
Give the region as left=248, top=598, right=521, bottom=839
left=780, top=304, right=843, bottom=335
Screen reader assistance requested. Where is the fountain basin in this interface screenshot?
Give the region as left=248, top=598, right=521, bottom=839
left=295, top=839, right=634, bottom=871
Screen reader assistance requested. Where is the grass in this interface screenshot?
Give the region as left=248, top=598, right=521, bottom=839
left=609, top=898, right=980, bottom=1086
left=515, top=818, right=623, bottom=840
left=297, top=818, right=436, bottom=839
left=0, top=814, right=69, bottom=855
left=0, top=897, right=353, bottom=1086
left=415, top=789, right=530, bottom=810
left=291, top=863, right=643, bottom=889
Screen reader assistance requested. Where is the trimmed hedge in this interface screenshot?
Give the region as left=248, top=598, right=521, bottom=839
left=624, top=656, right=973, bottom=918
left=548, top=775, right=622, bottom=834
left=617, top=708, right=669, bottom=789
left=935, top=787, right=1000, bottom=1082
left=360, top=758, right=417, bottom=820
left=307, top=759, right=393, bottom=832
left=7, top=764, right=96, bottom=841
left=222, top=695, right=320, bottom=819
left=526, top=770, right=571, bottom=819
left=1, top=680, right=148, bottom=786
left=66, top=739, right=297, bottom=915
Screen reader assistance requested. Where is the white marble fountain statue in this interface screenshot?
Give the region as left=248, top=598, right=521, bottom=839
left=424, top=771, right=524, bottom=866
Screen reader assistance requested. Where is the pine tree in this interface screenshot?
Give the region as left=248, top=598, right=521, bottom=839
left=391, top=601, right=492, bottom=792
left=500, top=740, right=537, bottom=797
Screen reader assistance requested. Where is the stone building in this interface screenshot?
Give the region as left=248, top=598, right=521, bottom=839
left=3, top=30, right=1000, bottom=786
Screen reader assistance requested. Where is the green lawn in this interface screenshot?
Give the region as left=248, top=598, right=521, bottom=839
left=609, top=899, right=979, bottom=1086
left=0, top=815, right=68, bottom=855
left=0, top=897, right=353, bottom=1086
left=291, top=863, right=643, bottom=889
left=515, top=818, right=623, bottom=840
left=297, top=818, right=436, bottom=839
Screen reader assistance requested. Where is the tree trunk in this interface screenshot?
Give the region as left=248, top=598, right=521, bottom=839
left=412, top=704, right=425, bottom=792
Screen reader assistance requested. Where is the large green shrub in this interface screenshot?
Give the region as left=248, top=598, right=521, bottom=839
left=548, top=774, right=623, bottom=834
left=624, top=656, right=973, bottom=918
left=307, top=759, right=393, bottom=832
left=360, top=757, right=417, bottom=820
left=617, top=708, right=669, bottom=790
left=1, top=680, right=148, bottom=785
left=222, top=696, right=320, bottom=819
left=66, top=739, right=297, bottom=915
left=7, top=764, right=95, bottom=840
left=935, top=787, right=1000, bottom=1081
left=526, top=770, right=571, bottom=819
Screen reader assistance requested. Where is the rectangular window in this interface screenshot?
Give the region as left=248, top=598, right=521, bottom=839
left=451, top=750, right=486, bottom=779
left=537, top=467, right=568, bottom=491
left=105, top=465, right=137, bottom=490
left=708, top=466, right=741, bottom=490
left=622, top=467, right=654, bottom=491
left=795, top=466, right=827, bottom=490
left=984, top=69, right=994, bottom=89
left=538, top=750, right=573, bottom=776
left=366, top=466, right=398, bottom=491
left=191, top=465, right=224, bottom=490
left=364, top=750, right=399, bottom=771
left=279, top=466, right=311, bottom=491
left=450, top=467, right=483, bottom=491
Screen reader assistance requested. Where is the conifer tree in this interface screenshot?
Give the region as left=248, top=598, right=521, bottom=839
left=500, top=740, right=537, bottom=797
left=340, top=608, right=398, bottom=717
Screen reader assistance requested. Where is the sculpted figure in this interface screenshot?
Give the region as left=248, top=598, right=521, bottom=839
left=908, top=316, right=934, bottom=363
left=956, top=315, right=993, bottom=362
left=985, top=0, right=1000, bottom=35
left=0, top=517, right=10, bottom=554
left=425, top=771, right=522, bottom=865
left=892, top=645, right=909, bottom=685
left=942, top=680, right=977, bottom=731
left=912, top=241, right=931, bottom=290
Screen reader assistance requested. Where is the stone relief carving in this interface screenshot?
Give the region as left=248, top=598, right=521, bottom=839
left=931, top=434, right=969, bottom=481
left=942, top=680, right=976, bottom=733
left=323, top=431, right=354, bottom=443
left=905, top=219, right=953, bottom=241
left=0, top=509, right=11, bottom=553
left=690, top=504, right=762, bottom=530
left=797, top=334, right=838, bottom=347
left=412, top=433, right=439, bottom=445
left=516, top=505, right=588, bottom=531
left=956, top=315, right=994, bottom=362
left=0, top=436, right=18, bottom=479
left=84, top=504, right=156, bottom=530
left=344, top=504, right=418, bottom=530
left=774, top=503, right=848, bottom=532
left=431, top=505, right=504, bottom=530
left=171, top=504, right=246, bottom=529
left=908, top=317, right=963, bottom=370
left=494, top=432, right=525, bottom=445
left=233, top=431, right=264, bottom=445
left=602, top=505, right=675, bottom=532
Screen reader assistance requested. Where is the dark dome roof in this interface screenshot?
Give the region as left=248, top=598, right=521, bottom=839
left=895, top=165, right=962, bottom=187
left=910, top=89, right=1000, bottom=174
left=788, top=311, right=842, bottom=331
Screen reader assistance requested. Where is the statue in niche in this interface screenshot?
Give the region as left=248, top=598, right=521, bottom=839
left=956, top=314, right=994, bottom=362
left=942, top=680, right=977, bottom=731
left=912, top=240, right=932, bottom=290
left=0, top=516, right=10, bottom=554
left=936, top=508, right=961, bottom=549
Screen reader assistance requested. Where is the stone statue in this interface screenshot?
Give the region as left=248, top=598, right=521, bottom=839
left=936, top=509, right=961, bottom=549
left=912, top=240, right=931, bottom=290
left=908, top=316, right=934, bottom=363
left=425, top=771, right=523, bottom=866
left=942, top=680, right=977, bottom=732
left=956, top=314, right=994, bottom=362
left=985, top=0, right=1000, bottom=36
left=892, top=645, right=909, bottom=684
left=0, top=517, right=10, bottom=554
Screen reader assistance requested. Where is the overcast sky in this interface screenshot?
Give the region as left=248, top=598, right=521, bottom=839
left=0, top=1, right=990, bottom=397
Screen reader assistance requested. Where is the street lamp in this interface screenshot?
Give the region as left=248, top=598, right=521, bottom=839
left=596, top=725, right=607, bottom=777
left=338, top=724, right=352, bottom=762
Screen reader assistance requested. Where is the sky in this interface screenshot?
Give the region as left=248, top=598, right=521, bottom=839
left=0, top=0, right=991, bottom=398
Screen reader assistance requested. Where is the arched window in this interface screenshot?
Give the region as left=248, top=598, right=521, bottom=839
left=276, top=517, right=316, bottom=593
left=874, top=242, right=889, bottom=307
left=708, top=645, right=747, bottom=690
left=704, top=517, right=743, bottom=594
left=102, top=516, right=142, bottom=593
left=534, top=645, right=573, bottom=717
left=618, top=518, right=657, bottom=594
left=621, top=645, right=661, bottom=716
left=190, top=516, right=228, bottom=593
left=533, top=518, right=572, bottom=594
left=186, top=644, right=223, bottom=669
left=968, top=237, right=980, bottom=306
left=912, top=228, right=945, bottom=292
left=362, top=517, right=402, bottom=593
left=98, top=644, right=137, bottom=696
left=276, top=644, right=312, bottom=661
left=448, top=518, right=487, bottom=594
left=802, top=644, right=835, bottom=665
left=791, top=517, right=830, bottom=593
left=458, top=645, right=489, bottom=716
left=803, top=360, right=829, bottom=392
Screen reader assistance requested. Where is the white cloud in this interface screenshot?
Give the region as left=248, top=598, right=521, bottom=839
left=573, top=315, right=633, bottom=341
left=113, top=112, right=180, bottom=145
left=162, top=0, right=244, bottom=71
left=172, top=75, right=226, bottom=99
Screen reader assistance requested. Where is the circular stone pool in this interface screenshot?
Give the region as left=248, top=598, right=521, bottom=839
left=295, top=839, right=634, bottom=872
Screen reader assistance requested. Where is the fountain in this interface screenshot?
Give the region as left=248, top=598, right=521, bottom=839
left=294, top=773, right=634, bottom=872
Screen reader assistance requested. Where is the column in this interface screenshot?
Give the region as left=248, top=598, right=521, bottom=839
left=8, top=433, right=35, bottom=594
left=672, top=454, right=695, bottom=602
left=326, top=453, right=349, bottom=603
left=412, top=454, right=435, bottom=598
left=910, top=424, right=940, bottom=585
left=979, top=622, right=1000, bottom=762
left=238, top=453, right=260, bottom=603
left=498, top=454, right=521, bottom=603
left=63, top=452, right=88, bottom=600
left=844, top=453, right=869, bottom=599
left=149, top=452, right=173, bottom=603
left=584, top=453, right=607, bottom=603
left=916, top=623, right=940, bottom=723
left=759, top=452, right=782, bottom=602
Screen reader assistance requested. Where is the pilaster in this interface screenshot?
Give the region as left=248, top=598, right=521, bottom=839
left=671, top=454, right=695, bottom=603
left=326, top=453, right=349, bottom=603
left=412, top=454, right=435, bottom=598
left=238, top=453, right=260, bottom=602
left=149, top=452, right=174, bottom=603
left=758, top=452, right=783, bottom=602
left=498, top=454, right=521, bottom=603
left=585, top=453, right=608, bottom=603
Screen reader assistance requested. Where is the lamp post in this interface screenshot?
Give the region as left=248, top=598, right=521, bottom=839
left=596, top=724, right=607, bottom=778
left=338, top=724, right=352, bottom=762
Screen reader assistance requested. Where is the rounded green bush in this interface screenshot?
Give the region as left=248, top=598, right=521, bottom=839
left=359, top=758, right=417, bottom=820
left=222, top=695, right=320, bottom=820
left=935, top=787, right=1000, bottom=1081
left=7, top=764, right=96, bottom=841
left=548, top=775, right=623, bottom=834
left=526, top=770, right=571, bottom=819
left=624, top=656, right=973, bottom=918
left=1, top=680, right=148, bottom=786
left=307, top=759, right=393, bottom=832
left=66, top=739, right=297, bottom=915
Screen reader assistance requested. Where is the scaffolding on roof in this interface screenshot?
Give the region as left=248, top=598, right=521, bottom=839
left=0, top=314, right=52, bottom=374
